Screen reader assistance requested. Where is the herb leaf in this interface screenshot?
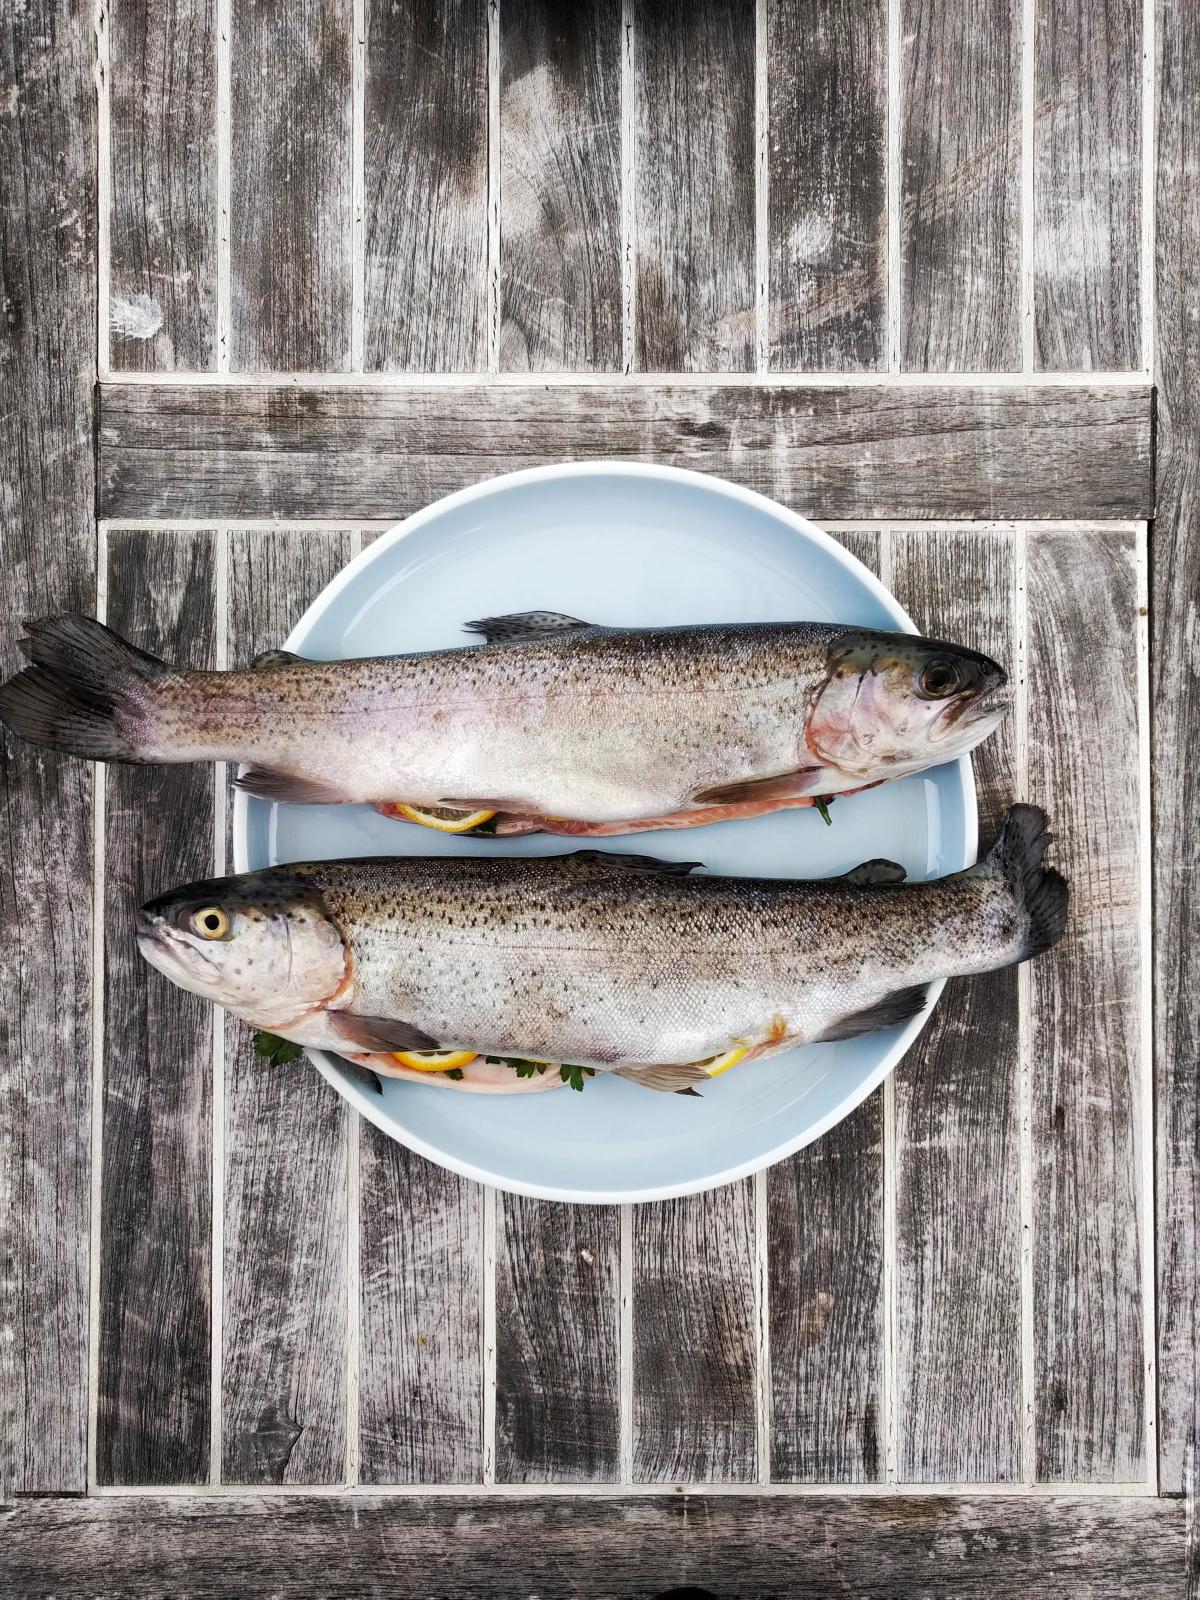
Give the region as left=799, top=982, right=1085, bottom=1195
left=558, top=1063, right=596, bottom=1092
left=814, top=796, right=834, bottom=827
left=254, top=1030, right=303, bottom=1066
left=445, top=1067, right=465, bottom=1081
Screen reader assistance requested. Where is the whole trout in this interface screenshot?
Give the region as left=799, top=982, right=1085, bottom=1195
left=0, top=612, right=1009, bottom=836
left=136, top=805, right=1067, bottom=1095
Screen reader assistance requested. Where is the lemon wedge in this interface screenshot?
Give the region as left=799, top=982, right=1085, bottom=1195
left=694, top=1045, right=749, bottom=1078
left=392, top=1048, right=479, bottom=1072
left=392, top=804, right=497, bottom=834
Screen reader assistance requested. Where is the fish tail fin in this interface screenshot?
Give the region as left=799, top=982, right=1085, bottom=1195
left=971, top=803, right=1069, bottom=960
left=0, top=615, right=173, bottom=762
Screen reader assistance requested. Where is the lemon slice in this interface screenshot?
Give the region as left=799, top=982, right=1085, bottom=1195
left=694, top=1045, right=749, bottom=1078
left=392, top=1047, right=479, bottom=1072
left=392, top=804, right=497, bottom=834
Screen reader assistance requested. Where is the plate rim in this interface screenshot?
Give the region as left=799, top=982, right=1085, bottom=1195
left=232, top=459, right=978, bottom=1203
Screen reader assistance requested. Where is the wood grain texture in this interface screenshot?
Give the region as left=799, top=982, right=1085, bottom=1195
left=901, top=0, right=1021, bottom=370
left=635, top=0, right=755, bottom=371
left=768, top=1095, right=884, bottom=1483
left=97, top=381, right=1154, bottom=522
left=889, top=527, right=1022, bottom=1482
left=0, top=0, right=96, bottom=1500
left=229, top=0, right=353, bottom=371
left=768, top=0, right=887, bottom=370
left=1154, top=0, right=1200, bottom=1499
left=1034, top=0, right=1142, bottom=370
left=220, top=530, right=355, bottom=1485
left=99, top=531, right=216, bottom=1485
left=0, top=1494, right=1186, bottom=1598
left=1025, top=528, right=1144, bottom=1481
left=633, top=1184, right=757, bottom=1482
left=109, top=0, right=216, bottom=371
left=495, top=1196, right=621, bottom=1483
left=499, top=0, right=621, bottom=371
left=365, top=0, right=488, bottom=372
left=358, top=1129, right=482, bottom=1483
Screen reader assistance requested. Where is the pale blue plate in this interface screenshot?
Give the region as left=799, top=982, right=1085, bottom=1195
left=232, top=463, right=975, bottom=1202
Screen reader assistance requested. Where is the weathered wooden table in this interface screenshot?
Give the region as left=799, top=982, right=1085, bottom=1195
left=2, top=2, right=1196, bottom=1594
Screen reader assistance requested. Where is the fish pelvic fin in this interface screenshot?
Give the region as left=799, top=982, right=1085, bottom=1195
left=0, top=615, right=173, bottom=762
left=463, top=611, right=595, bottom=645
left=961, top=803, right=1069, bottom=960
left=614, top=1062, right=710, bottom=1094
left=816, top=984, right=928, bottom=1042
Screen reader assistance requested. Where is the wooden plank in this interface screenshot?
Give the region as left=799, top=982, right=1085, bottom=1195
left=889, top=527, right=1022, bottom=1481
left=108, top=0, right=216, bottom=371
left=635, top=0, right=755, bottom=371
left=495, top=1196, right=621, bottom=1483
left=220, top=530, right=355, bottom=1485
left=0, top=1493, right=1186, bottom=1598
left=1034, top=0, right=1142, bottom=370
left=229, top=0, right=353, bottom=371
left=633, top=1184, right=757, bottom=1483
left=358, top=1131, right=482, bottom=1484
left=0, top=0, right=96, bottom=1500
left=1154, top=0, right=1200, bottom=1499
left=99, top=531, right=216, bottom=1485
left=901, top=0, right=1021, bottom=370
left=767, top=0, right=887, bottom=370
left=499, top=0, right=621, bottom=372
left=365, top=0, right=488, bottom=372
left=97, top=381, right=1154, bottom=522
left=1026, top=528, right=1144, bottom=1481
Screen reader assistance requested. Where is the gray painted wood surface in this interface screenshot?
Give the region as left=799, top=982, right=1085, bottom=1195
left=365, top=0, right=488, bottom=372
left=96, top=381, right=1153, bottom=522
left=229, top=0, right=353, bottom=371
left=220, top=530, right=355, bottom=1485
left=0, top=1493, right=1187, bottom=1598
left=1026, top=528, right=1145, bottom=1481
left=500, top=0, right=622, bottom=372
left=496, top=1196, right=621, bottom=1483
left=99, top=531, right=216, bottom=1485
left=889, top=528, right=1022, bottom=1482
left=0, top=0, right=96, bottom=1501
left=1154, top=0, right=1200, bottom=1501
left=635, top=0, right=755, bottom=371
left=901, top=0, right=1021, bottom=370
left=108, top=0, right=216, bottom=371
left=768, top=0, right=887, bottom=370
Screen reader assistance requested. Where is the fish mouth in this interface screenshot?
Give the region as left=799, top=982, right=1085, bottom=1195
left=135, top=910, right=221, bottom=986
left=929, top=682, right=1013, bottom=745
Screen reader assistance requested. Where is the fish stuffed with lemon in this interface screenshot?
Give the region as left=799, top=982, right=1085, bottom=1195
left=134, top=805, right=1066, bottom=1096
left=0, top=612, right=1009, bottom=837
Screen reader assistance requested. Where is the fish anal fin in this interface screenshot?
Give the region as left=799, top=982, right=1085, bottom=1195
left=816, top=984, right=928, bottom=1043
left=464, top=611, right=595, bottom=645
left=329, top=1013, right=440, bottom=1054
left=615, top=1061, right=710, bottom=1093
left=251, top=648, right=305, bottom=670
left=694, top=769, right=824, bottom=806
left=235, top=767, right=346, bottom=805
left=841, top=858, right=907, bottom=887
left=567, top=849, right=703, bottom=878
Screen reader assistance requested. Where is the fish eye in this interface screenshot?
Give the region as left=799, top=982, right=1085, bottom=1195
left=917, top=658, right=964, bottom=699
left=191, top=906, right=230, bottom=940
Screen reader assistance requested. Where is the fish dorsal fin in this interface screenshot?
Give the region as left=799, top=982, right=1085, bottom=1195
left=251, top=648, right=306, bottom=670
left=841, top=858, right=907, bottom=887
left=464, top=611, right=595, bottom=645
left=816, top=984, right=927, bottom=1042
left=566, top=849, right=704, bottom=878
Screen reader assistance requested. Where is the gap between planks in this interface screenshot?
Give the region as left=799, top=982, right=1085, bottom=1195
left=887, top=0, right=901, bottom=373
left=99, top=520, right=1148, bottom=536
left=209, top=533, right=229, bottom=1485
left=86, top=525, right=110, bottom=1490
left=94, top=0, right=110, bottom=379
left=215, top=0, right=231, bottom=373
left=97, top=368, right=1153, bottom=389
left=620, top=0, right=635, bottom=375
left=1135, top=528, right=1157, bottom=1491
left=878, top=533, right=898, bottom=1485
left=1020, top=0, right=1035, bottom=373
left=1014, top=526, right=1034, bottom=1483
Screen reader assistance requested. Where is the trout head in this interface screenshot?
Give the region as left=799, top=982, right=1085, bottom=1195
left=807, top=629, right=1010, bottom=781
left=136, top=867, right=346, bottom=1028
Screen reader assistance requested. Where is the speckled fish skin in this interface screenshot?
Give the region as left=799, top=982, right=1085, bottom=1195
left=0, top=614, right=1011, bottom=826
left=135, top=807, right=1067, bottom=1093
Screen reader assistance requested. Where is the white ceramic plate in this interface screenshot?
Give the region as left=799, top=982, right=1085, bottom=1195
left=232, top=463, right=976, bottom=1203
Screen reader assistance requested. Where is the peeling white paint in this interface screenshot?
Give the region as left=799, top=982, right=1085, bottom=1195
left=109, top=291, right=163, bottom=340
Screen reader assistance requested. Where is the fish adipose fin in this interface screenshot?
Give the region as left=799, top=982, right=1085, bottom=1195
left=694, top=768, right=824, bottom=806
left=614, top=1062, right=708, bottom=1094
left=463, top=611, right=595, bottom=645
left=817, top=984, right=929, bottom=1042
left=234, top=767, right=347, bottom=805
left=0, top=615, right=170, bottom=762
left=329, top=1013, right=440, bottom=1053
left=961, top=803, right=1069, bottom=960
left=566, top=849, right=704, bottom=878
left=251, top=648, right=305, bottom=670
left=841, top=858, right=907, bottom=886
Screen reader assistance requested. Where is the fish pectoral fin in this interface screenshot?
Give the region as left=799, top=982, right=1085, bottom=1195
left=250, top=648, right=306, bottom=670
left=614, top=1062, right=710, bottom=1094
left=566, top=849, right=704, bottom=877
left=816, top=984, right=928, bottom=1042
left=841, top=858, right=908, bottom=886
left=329, top=1013, right=441, bottom=1053
left=693, top=768, right=825, bottom=806
left=463, top=611, right=596, bottom=645
left=235, top=767, right=346, bottom=805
